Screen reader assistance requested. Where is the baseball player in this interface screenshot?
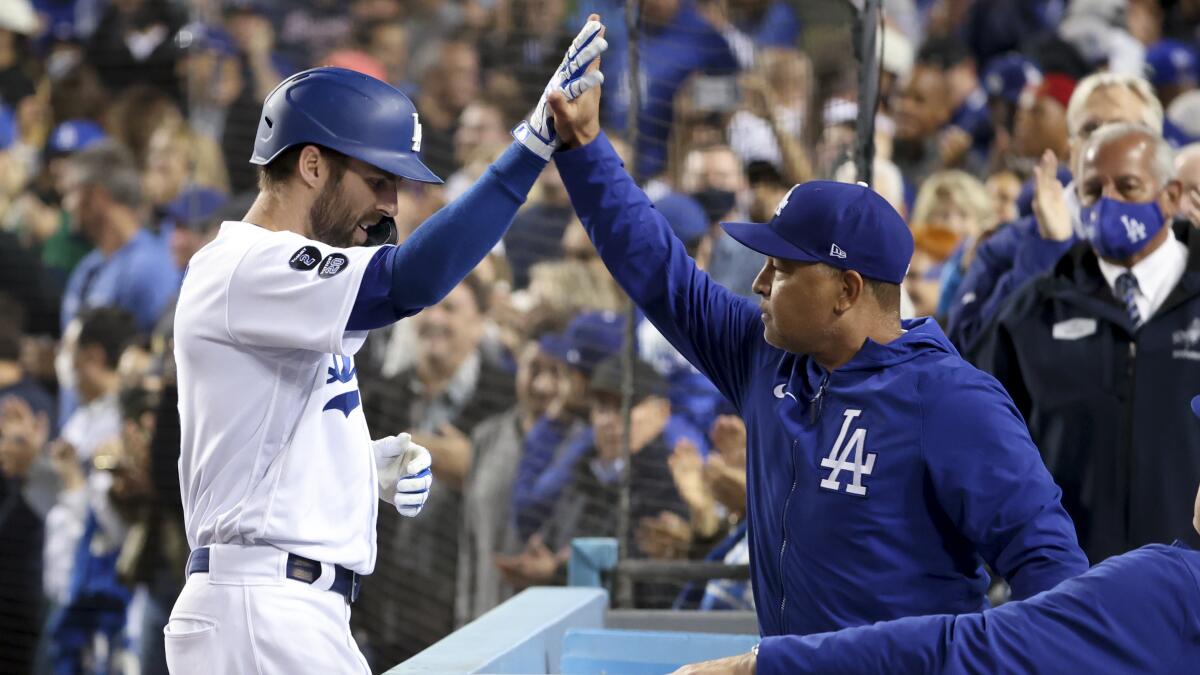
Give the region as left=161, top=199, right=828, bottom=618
left=165, top=18, right=607, bottom=673
left=674, top=396, right=1200, bottom=674
left=545, top=63, right=1088, bottom=658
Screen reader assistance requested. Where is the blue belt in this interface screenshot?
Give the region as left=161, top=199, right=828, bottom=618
left=186, top=547, right=361, bottom=604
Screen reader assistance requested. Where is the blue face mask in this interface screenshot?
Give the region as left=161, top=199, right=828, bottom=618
left=1079, top=197, right=1166, bottom=261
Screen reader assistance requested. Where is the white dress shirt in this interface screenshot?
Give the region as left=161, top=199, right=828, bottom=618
left=1097, top=233, right=1189, bottom=322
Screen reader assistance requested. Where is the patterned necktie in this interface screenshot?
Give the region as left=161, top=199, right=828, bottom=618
left=1114, top=271, right=1142, bottom=328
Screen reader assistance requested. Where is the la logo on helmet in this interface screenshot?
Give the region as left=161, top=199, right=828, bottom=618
left=411, top=113, right=423, bottom=152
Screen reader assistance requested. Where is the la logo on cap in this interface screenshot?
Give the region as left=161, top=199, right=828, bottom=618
left=830, top=243, right=847, bottom=259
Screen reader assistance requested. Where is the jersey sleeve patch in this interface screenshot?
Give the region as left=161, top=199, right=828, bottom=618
left=318, top=253, right=349, bottom=278
left=289, top=246, right=322, bottom=270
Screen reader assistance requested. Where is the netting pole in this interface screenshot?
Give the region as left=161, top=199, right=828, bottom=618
left=853, top=0, right=882, bottom=186
left=614, top=0, right=642, bottom=611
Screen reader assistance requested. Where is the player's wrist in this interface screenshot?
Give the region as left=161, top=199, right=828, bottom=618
left=513, top=121, right=557, bottom=161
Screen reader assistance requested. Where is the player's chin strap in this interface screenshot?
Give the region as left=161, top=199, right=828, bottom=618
left=364, top=216, right=398, bottom=246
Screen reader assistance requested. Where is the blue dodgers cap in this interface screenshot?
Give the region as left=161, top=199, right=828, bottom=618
left=166, top=188, right=229, bottom=231
left=721, top=180, right=914, bottom=284
left=982, top=53, right=1042, bottom=104
left=1192, top=394, right=1200, bottom=419
left=537, top=310, right=625, bottom=376
left=1146, top=40, right=1199, bottom=87
left=47, top=119, right=106, bottom=155
left=654, top=192, right=709, bottom=245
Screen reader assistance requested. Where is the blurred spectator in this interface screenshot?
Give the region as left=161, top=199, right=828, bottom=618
left=892, top=62, right=956, bottom=187
left=0, top=294, right=53, bottom=671
left=1145, top=39, right=1199, bottom=108
left=142, top=121, right=230, bottom=230
left=986, top=168, right=1023, bottom=229
left=601, top=0, right=739, bottom=179
left=726, top=48, right=813, bottom=183
left=358, top=274, right=516, bottom=667
left=906, top=170, right=995, bottom=317
left=679, top=144, right=763, bottom=295
left=1010, top=75, right=1073, bottom=176
left=174, top=22, right=242, bottom=143
left=917, top=37, right=991, bottom=167
left=103, top=85, right=184, bottom=167
left=499, top=355, right=687, bottom=605
left=42, top=307, right=138, bottom=673
left=415, top=35, right=481, bottom=179
left=444, top=100, right=510, bottom=199
left=59, top=141, right=179, bottom=336
left=974, top=124, right=1200, bottom=562
left=457, top=335, right=566, bottom=625
left=0, top=0, right=37, bottom=108
left=981, top=53, right=1043, bottom=169
left=142, top=120, right=229, bottom=223
left=510, top=311, right=625, bottom=541
left=86, top=0, right=185, bottom=102
left=949, top=72, right=1163, bottom=351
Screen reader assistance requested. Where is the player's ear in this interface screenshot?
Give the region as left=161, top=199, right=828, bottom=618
left=836, top=269, right=864, bottom=315
left=297, top=145, right=324, bottom=189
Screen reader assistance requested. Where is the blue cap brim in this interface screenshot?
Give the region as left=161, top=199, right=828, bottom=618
left=1191, top=394, right=1200, bottom=419
left=362, top=148, right=443, bottom=184
left=721, top=220, right=821, bottom=263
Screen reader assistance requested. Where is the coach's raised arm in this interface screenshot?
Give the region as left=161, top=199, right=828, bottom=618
left=548, top=75, right=1088, bottom=670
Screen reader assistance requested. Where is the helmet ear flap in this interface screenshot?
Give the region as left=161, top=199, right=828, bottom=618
left=364, top=216, right=398, bottom=246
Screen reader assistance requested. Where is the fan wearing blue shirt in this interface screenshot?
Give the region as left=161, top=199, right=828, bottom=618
left=544, top=74, right=1087, bottom=644
left=59, top=141, right=181, bottom=335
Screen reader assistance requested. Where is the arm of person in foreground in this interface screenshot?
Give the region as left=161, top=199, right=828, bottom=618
left=674, top=544, right=1200, bottom=674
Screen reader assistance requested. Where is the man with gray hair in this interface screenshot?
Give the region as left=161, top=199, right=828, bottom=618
left=59, top=141, right=180, bottom=335
left=949, top=72, right=1163, bottom=350
left=975, top=123, right=1200, bottom=562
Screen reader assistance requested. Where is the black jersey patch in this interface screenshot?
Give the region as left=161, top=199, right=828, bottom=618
left=289, top=246, right=322, bottom=271
left=318, top=253, right=349, bottom=278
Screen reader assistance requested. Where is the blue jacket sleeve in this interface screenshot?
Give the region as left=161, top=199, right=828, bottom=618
left=554, top=133, right=766, bottom=410
left=919, top=368, right=1088, bottom=600
left=756, top=545, right=1200, bottom=675
left=347, top=143, right=546, bottom=330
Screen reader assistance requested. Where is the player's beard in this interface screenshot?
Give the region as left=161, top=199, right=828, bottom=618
left=310, top=178, right=370, bottom=248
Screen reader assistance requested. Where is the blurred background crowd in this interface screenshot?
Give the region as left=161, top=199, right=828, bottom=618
left=1, top=0, right=1200, bottom=672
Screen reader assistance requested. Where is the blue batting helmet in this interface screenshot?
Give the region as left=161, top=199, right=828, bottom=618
left=250, top=66, right=442, bottom=184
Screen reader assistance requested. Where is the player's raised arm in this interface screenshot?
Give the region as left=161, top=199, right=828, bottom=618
left=546, top=70, right=766, bottom=408
left=356, top=15, right=609, bottom=323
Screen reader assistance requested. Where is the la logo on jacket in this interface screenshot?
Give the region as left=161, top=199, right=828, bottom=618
left=820, top=409, right=876, bottom=496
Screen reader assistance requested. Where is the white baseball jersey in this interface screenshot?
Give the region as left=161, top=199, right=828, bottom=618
left=174, top=221, right=387, bottom=574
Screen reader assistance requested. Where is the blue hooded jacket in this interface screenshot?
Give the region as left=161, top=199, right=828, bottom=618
left=555, top=134, right=1088, bottom=637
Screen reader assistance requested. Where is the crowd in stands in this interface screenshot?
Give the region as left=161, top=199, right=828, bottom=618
left=1, top=0, right=1199, bottom=672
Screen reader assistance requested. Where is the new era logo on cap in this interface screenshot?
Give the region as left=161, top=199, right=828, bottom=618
left=830, top=243, right=847, bottom=259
